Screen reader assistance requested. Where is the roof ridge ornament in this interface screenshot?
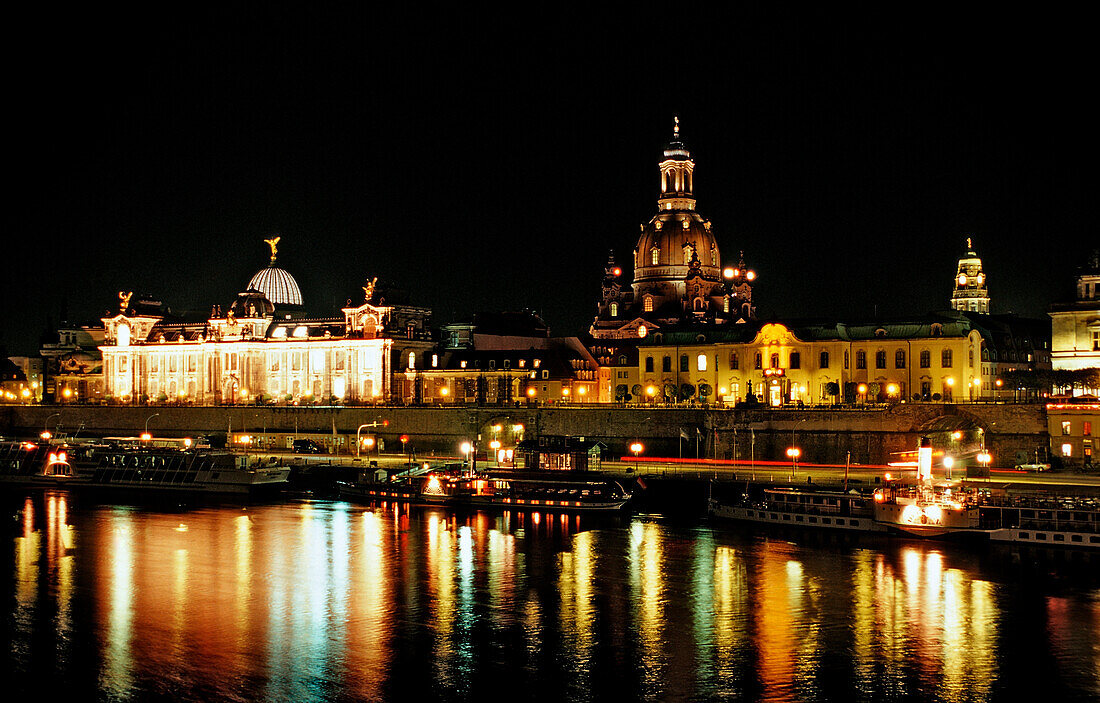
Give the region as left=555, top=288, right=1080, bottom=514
left=264, top=235, right=281, bottom=264
left=673, top=115, right=680, bottom=139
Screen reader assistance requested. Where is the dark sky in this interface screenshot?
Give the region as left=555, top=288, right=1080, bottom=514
left=3, top=7, right=1093, bottom=354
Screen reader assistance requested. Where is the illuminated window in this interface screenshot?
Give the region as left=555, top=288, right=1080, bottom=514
left=270, top=354, right=280, bottom=372
left=310, top=350, right=325, bottom=373
left=942, top=349, right=953, bottom=368
left=819, top=351, right=829, bottom=369
left=336, top=351, right=345, bottom=370
left=754, top=353, right=762, bottom=370
left=1062, top=421, right=1072, bottom=435
left=770, top=353, right=780, bottom=369
left=697, top=354, right=707, bottom=372
left=651, top=247, right=660, bottom=265
left=169, top=355, right=177, bottom=373
left=292, top=353, right=301, bottom=371
left=1084, top=421, right=1092, bottom=436
left=408, top=352, right=415, bottom=370
left=1062, top=443, right=1072, bottom=457
left=643, top=296, right=654, bottom=312
left=683, top=243, right=694, bottom=264
left=431, top=354, right=438, bottom=368
left=730, top=352, right=739, bottom=369
left=723, top=297, right=730, bottom=313
left=117, top=323, right=131, bottom=347
left=609, top=302, right=618, bottom=317
left=1093, top=330, right=1099, bottom=350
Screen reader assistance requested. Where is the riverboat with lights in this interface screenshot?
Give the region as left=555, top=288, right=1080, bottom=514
left=339, top=467, right=631, bottom=512
left=0, top=437, right=290, bottom=494
left=709, top=485, right=885, bottom=533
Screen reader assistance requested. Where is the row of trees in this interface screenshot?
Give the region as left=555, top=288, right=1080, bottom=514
left=1000, top=368, right=1100, bottom=395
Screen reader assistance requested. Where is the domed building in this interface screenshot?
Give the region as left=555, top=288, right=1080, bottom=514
left=590, top=118, right=756, bottom=341
left=950, top=238, right=989, bottom=314
left=246, top=236, right=303, bottom=307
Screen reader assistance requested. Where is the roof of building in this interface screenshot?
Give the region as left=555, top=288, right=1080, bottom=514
left=247, top=265, right=303, bottom=307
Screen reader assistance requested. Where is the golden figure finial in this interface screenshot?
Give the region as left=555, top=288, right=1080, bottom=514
left=363, top=276, right=378, bottom=302
left=673, top=115, right=680, bottom=138
left=118, top=291, right=132, bottom=313
left=264, top=236, right=281, bottom=263
left=967, top=236, right=973, bottom=250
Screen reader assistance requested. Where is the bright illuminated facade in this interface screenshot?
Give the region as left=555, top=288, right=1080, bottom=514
left=950, top=238, right=989, bottom=313
left=633, top=318, right=984, bottom=406
left=591, top=118, right=755, bottom=341
left=97, top=241, right=432, bottom=405
left=1049, top=249, right=1100, bottom=382
left=1047, top=402, right=1098, bottom=467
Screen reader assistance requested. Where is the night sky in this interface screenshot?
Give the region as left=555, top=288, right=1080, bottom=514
left=4, top=7, right=1093, bottom=355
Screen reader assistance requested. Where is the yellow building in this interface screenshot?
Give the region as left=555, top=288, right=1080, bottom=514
left=1049, top=250, right=1100, bottom=388
left=1047, top=402, right=1098, bottom=467
left=633, top=317, right=983, bottom=406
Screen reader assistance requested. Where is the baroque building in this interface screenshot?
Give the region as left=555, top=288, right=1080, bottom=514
left=590, top=118, right=756, bottom=341
left=1049, top=249, right=1100, bottom=378
left=98, top=239, right=433, bottom=405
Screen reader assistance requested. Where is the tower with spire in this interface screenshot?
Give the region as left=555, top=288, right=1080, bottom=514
left=950, top=237, right=990, bottom=314
left=589, top=117, right=755, bottom=340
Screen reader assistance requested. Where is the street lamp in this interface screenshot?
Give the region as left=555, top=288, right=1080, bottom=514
left=630, top=441, right=643, bottom=472
left=976, top=450, right=992, bottom=477
left=786, top=446, right=801, bottom=480
left=43, top=412, right=61, bottom=440
left=145, top=412, right=160, bottom=436
left=857, top=384, right=868, bottom=405
left=460, top=441, right=473, bottom=471
left=489, top=439, right=501, bottom=466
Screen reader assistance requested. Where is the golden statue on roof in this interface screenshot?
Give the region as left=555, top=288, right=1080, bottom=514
left=118, top=291, right=132, bottom=313
left=264, top=236, right=281, bottom=263
left=363, top=276, right=378, bottom=303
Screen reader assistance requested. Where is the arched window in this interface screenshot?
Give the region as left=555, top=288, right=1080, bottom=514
left=408, top=352, right=416, bottom=370
left=609, top=302, right=618, bottom=317
left=920, top=350, right=931, bottom=368
left=895, top=349, right=906, bottom=369
left=662, top=356, right=672, bottom=373
left=770, top=353, right=780, bottom=369
left=723, top=297, right=730, bottom=313
left=643, top=296, right=654, bottom=312
left=754, top=353, right=762, bottom=370
left=729, top=352, right=739, bottom=369
left=789, top=352, right=801, bottom=369
left=875, top=350, right=886, bottom=369
left=856, top=351, right=866, bottom=369
left=942, top=349, right=953, bottom=368
left=680, top=355, right=689, bottom=372
left=697, top=354, right=707, bottom=372
left=844, top=350, right=850, bottom=369
left=820, top=351, right=829, bottom=369
left=651, top=247, right=660, bottom=265
left=693, top=298, right=705, bottom=311
left=645, top=357, right=654, bottom=373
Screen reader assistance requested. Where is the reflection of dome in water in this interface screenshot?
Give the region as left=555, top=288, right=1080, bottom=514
left=247, top=266, right=302, bottom=307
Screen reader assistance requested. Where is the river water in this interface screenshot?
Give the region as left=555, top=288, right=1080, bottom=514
left=3, top=489, right=1099, bottom=702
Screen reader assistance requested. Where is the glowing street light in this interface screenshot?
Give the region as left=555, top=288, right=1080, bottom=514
left=786, top=446, right=801, bottom=479
left=629, top=441, right=644, bottom=472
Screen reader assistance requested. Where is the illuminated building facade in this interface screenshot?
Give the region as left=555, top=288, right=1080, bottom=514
left=1047, top=402, right=1098, bottom=467
left=633, top=317, right=985, bottom=406
left=1049, top=250, right=1100, bottom=383
left=950, top=238, right=990, bottom=313
left=590, top=118, right=755, bottom=342
left=415, top=312, right=600, bottom=405
left=98, top=241, right=433, bottom=405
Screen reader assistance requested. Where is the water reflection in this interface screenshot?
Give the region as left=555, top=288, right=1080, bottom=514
left=4, top=492, right=1099, bottom=701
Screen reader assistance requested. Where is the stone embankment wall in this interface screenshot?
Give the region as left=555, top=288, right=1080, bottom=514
left=0, top=403, right=1048, bottom=467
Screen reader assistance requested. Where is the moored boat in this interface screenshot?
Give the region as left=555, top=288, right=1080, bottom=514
left=339, top=466, right=630, bottom=512
left=0, top=437, right=290, bottom=495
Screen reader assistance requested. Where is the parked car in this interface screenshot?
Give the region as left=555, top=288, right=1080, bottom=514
left=1015, top=463, right=1051, bottom=472
left=293, top=439, right=324, bottom=454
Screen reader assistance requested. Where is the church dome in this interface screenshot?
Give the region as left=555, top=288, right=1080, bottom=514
left=247, top=266, right=302, bottom=307
left=634, top=211, right=720, bottom=283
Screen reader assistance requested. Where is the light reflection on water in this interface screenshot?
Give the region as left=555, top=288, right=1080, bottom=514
left=4, top=490, right=1100, bottom=702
